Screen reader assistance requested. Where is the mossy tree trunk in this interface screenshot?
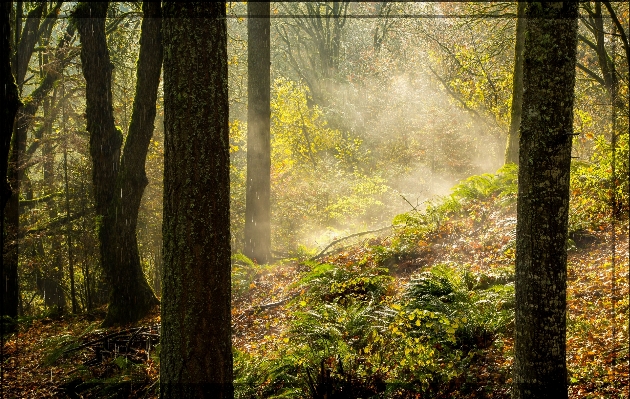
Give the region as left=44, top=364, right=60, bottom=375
left=2, top=13, right=73, bottom=320
left=161, top=3, right=233, bottom=397
left=513, top=3, right=579, bottom=399
left=504, top=1, right=526, bottom=165
left=3, top=2, right=61, bottom=319
left=73, top=2, right=161, bottom=327
left=244, top=1, right=271, bottom=264
left=1, top=2, right=22, bottom=320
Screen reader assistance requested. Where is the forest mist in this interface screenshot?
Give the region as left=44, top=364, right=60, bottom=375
left=298, top=72, right=504, bottom=249
left=216, top=3, right=510, bottom=255
left=2, top=2, right=628, bottom=397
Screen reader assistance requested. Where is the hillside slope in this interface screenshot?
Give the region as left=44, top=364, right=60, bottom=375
left=2, top=166, right=628, bottom=398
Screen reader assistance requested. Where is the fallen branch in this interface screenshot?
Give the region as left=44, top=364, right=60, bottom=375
left=236, top=293, right=299, bottom=322
left=64, top=328, right=141, bottom=354
left=252, top=294, right=298, bottom=312
left=310, top=225, right=393, bottom=261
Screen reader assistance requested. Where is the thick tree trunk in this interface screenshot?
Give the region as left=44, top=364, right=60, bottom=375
left=161, top=3, right=233, bottom=397
left=513, top=3, right=579, bottom=399
left=504, top=1, right=525, bottom=165
left=102, top=1, right=162, bottom=327
left=73, top=2, right=160, bottom=326
left=1, top=2, right=21, bottom=321
left=72, top=2, right=123, bottom=322
left=244, top=1, right=271, bottom=264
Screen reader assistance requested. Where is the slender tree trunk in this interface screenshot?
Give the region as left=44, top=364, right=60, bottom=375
left=1, top=2, right=22, bottom=321
left=513, top=3, right=579, bottom=399
left=79, top=184, right=92, bottom=311
left=12, top=2, right=43, bottom=89
left=42, top=88, right=65, bottom=312
left=73, top=2, right=161, bottom=326
left=161, top=3, right=233, bottom=397
left=3, top=99, right=27, bottom=320
left=1, top=2, right=48, bottom=314
left=58, top=69, right=77, bottom=313
left=40, top=30, right=65, bottom=310
left=2, top=20, right=73, bottom=319
left=505, top=1, right=525, bottom=165
left=244, top=1, right=271, bottom=264
left=63, top=145, right=77, bottom=313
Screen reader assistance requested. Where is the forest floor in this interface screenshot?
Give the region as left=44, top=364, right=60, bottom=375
left=1, top=198, right=629, bottom=398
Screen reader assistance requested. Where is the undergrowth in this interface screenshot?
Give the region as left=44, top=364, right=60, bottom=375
left=29, top=160, right=627, bottom=399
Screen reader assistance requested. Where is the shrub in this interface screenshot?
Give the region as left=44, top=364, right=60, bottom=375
left=232, top=253, right=261, bottom=297
left=298, top=263, right=392, bottom=305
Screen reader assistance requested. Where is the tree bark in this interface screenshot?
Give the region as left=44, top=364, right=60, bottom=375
left=505, top=1, right=525, bottom=165
left=73, top=2, right=160, bottom=326
left=1, top=2, right=22, bottom=320
left=3, top=2, right=48, bottom=320
left=12, top=2, right=44, bottom=89
left=513, top=3, right=579, bottom=399
left=2, top=19, right=74, bottom=319
left=41, top=87, right=65, bottom=312
left=244, top=1, right=271, bottom=264
left=72, top=1, right=122, bottom=322
left=161, top=3, right=233, bottom=397
left=103, top=0, right=163, bottom=326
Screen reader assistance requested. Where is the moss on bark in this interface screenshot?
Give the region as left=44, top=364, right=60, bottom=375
left=73, top=2, right=161, bottom=327
left=161, top=3, right=233, bottom=397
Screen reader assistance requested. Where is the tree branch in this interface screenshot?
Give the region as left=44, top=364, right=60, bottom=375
left=311, top=225, right=393, bottom=260
left=602, top=1, right=630, bottom=63
left=19, top=191, right=62, bottom=208
left=20, top=209, right=89, bottom=239
left=576, top=62, right=607, bottom=87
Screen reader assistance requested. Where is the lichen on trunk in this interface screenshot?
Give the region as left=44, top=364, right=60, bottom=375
left=513, top=3, right=579, bottom=398
left=161, top=3, right=233, bottom=397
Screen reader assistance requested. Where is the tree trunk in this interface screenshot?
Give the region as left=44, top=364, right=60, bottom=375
left=41, top=88, right=65, bottom=312
left=2, top=19, right=73, bottom=319
left=61, top=70, right=78, bottom=313
left=103, top=1, right=162, bottom=326
left=513, top=3, right=579, bottom=399
left=161, top=3, right=233, bottom=397
left=1, top=2, right=22, bottom=321
left=505, top=1, right=525, bottom=165
left=73, top=1, right=123, bottom=322
left=63, top=146, right=77, bottom=313
left=244, top=1, right=271, bottom=264
left=12, top=2, right=44, bottom=89
left=73, top=2, right=160, bottom=326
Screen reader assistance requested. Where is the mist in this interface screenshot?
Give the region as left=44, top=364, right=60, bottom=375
left=226, top=5, right=507, bottom=255
left=293, top=71, right=504, bottom=250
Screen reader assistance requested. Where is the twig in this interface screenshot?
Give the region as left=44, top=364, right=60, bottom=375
left=399, top=193, right=421, bottom=214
